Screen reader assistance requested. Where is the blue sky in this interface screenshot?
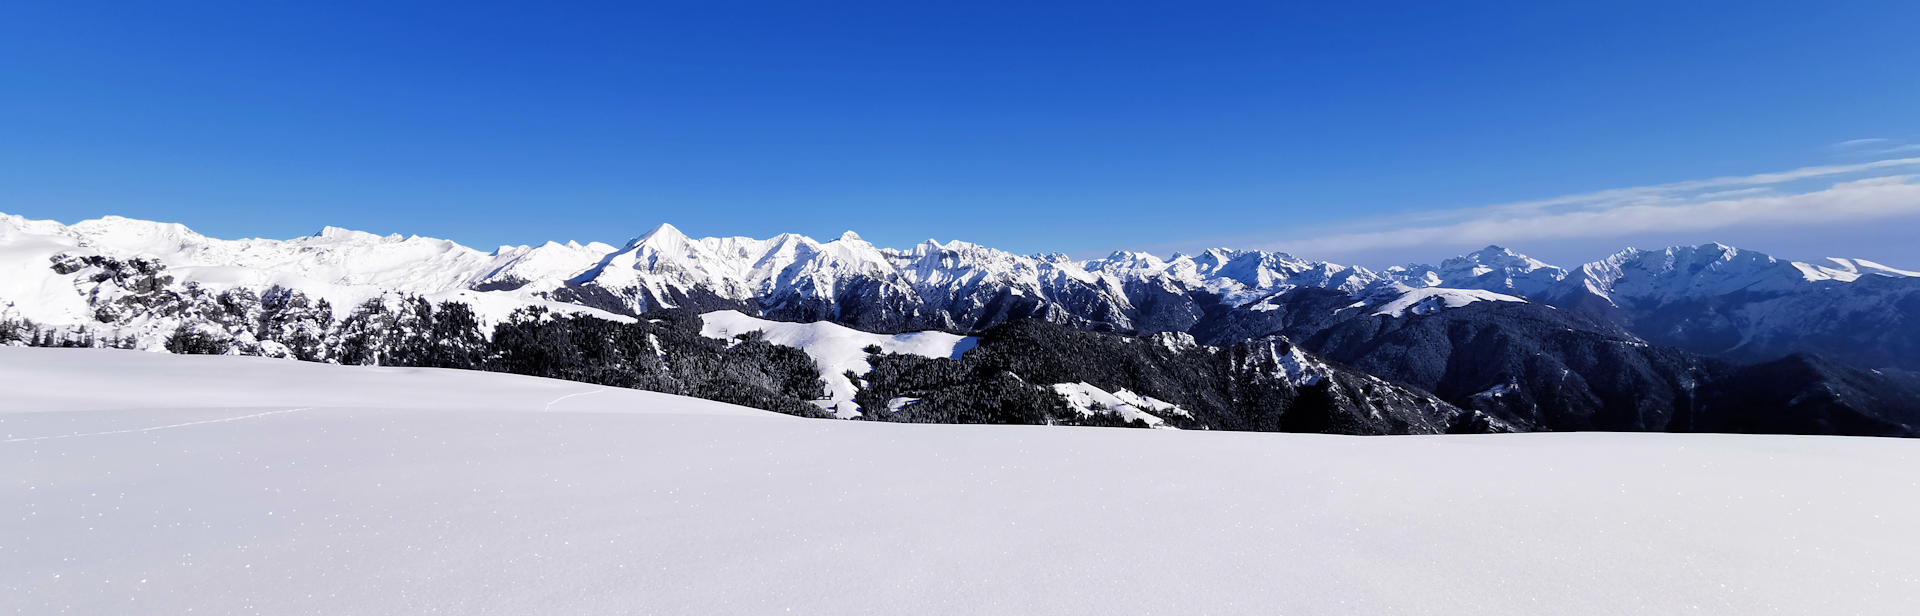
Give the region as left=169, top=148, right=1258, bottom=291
left=3, top=1, right=1917, bottom=267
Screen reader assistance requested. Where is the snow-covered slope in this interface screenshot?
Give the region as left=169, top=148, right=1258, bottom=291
left=1372, top=286, right=1528, bottom=317
left=699, top=309, right=977, bottom=417
left=6, top=347, right=1919, bottom=615
left=1051, top=381, right=1192, bottom=428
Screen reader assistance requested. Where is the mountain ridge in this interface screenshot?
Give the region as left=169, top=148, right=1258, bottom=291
left=12, top=211, right=1914, bottom=319
left=7, top=210, right=1920, bottom=436
left=6, top=209, right=1920, bottom=371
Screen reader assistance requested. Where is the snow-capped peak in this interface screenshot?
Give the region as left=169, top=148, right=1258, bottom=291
left=1389, top=245, right=1567, bottom=297
left=1567, top=242, right=1819, bottom=303
left=1454, top=245, right=1556, bottom=273
left=633, top=222, right=692, bottom=248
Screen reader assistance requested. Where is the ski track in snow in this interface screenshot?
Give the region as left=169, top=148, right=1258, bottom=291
left=541, top=387, right=610, bottom=412
left=3, top=406, right=313, bottom=443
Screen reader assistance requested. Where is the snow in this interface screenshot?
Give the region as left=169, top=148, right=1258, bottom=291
left=0, top=347, right=762, bottom=418
left=698, top=310, right=977, bottom=418
left=1260, top=340, right=1329, bottom=387
left=1373, top=287, right=1528, bottom=317
left=1473, top=382, right=1519, bottom=399
left=1793, top=257, right=1920, bottom=282
left=0, top=212, right=629, bottom=344
left=1149, top=331, right=1199, bottom=353
left=1051, top=382, right=1190, bottom=427
left=1391, top=245, right=1568, bottom=297
left=1569, top=243, right=1857, bottom=302
left=5, top=348, right=1919, bottom=615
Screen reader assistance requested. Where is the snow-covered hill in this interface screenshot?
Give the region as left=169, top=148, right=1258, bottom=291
left=698, top=309, right=977, bottom=417
left=5, top=347, right=1918, bottom=614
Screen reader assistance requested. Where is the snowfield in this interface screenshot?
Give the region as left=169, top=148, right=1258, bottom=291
left=5, top=349, right=1919, bottom=615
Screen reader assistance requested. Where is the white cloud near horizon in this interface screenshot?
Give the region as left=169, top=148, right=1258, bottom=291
left=1231, top=158, right=1920, bottom=260
left=1829, top=137, right=1920, bottom=157
left=1830, top=137, right=1893, bottom=149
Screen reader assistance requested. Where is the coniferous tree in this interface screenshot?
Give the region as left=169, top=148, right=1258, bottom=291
left=163, top=323, right=230, bottom=355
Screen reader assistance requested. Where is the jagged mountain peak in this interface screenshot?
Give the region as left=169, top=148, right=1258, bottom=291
left=908, top=238, right=945, bottom=254
left=1383, top=245, right=1565, bottom=297
left=1571, top=243, right=1800, bottom=302
left=1096, top=250, right=1166, bottom=269
left=1449, top=245, right=1558, bottom=271
left=632, top=222, right=691, bottom=247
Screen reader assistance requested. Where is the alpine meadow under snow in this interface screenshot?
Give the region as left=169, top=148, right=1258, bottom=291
left=6, top=348, right=1920, bottom=615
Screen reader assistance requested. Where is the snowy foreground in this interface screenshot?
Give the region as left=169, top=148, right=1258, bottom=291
left=5, top=349, right=1919, bottom=615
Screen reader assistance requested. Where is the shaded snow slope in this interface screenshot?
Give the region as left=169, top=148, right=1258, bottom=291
left=6, top=348, right=1920, bottom=615
left=698, top=310, right=977, bottom=417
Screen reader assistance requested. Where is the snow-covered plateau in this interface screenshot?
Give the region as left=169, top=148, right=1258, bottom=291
left=5, top=347, right=1918, bottom=615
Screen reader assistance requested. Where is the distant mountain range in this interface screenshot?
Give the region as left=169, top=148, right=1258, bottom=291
left=5, top=211, right=1919, bottom=436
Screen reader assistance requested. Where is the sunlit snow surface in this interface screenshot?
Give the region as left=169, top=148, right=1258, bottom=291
left=1372, top=287, right=1527, bottom=317
left=5, top=348, right=1919, bottom=615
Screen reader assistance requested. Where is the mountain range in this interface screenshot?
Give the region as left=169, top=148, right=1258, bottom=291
left=4, top=211, right=1918, bottom=436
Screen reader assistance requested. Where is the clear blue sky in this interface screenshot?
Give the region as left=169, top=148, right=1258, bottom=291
left=4, top=1, right=1917, bottom=266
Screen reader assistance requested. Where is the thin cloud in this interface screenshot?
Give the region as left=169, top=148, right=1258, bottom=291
left=1467, top=157, right=1920, bottom=219
left=1100, top=157, right=1920, bottom=263
left=1694, top=187, right=1776, bottom=200
left=1831, top=137, right=1893, bottom=149
left=1255, top=169, right=1920, bottom=258
left=1830, top=137, right=1920, bottom=157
